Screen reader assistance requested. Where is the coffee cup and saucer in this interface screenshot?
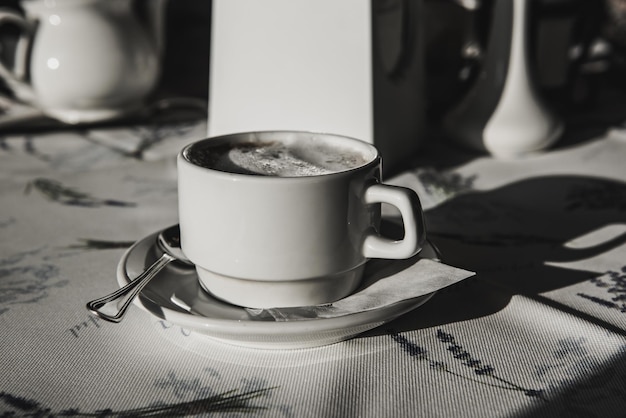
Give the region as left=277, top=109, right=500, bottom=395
left=114, top=131, right=465, bottom=349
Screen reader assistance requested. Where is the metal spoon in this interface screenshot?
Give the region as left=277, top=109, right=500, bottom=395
left=86, top=224, right=194, bottom=323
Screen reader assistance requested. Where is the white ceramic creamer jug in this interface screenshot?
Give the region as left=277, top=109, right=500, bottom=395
left=0, top=0, right=165, bottom=124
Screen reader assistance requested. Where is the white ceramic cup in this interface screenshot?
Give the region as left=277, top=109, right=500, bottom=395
left=177, top=131, right=426, bottom=308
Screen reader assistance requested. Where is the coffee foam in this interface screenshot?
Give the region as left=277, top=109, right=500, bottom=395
left=189, top=140, right=370, bottom=177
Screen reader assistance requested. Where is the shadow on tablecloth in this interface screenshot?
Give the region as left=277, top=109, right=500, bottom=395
left=372, top=174, right=626, bottom=335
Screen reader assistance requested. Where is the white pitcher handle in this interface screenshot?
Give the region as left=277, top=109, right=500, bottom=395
left=362, top=183, right=426, bottom=259
left=0, top=9, right=34, bottom=93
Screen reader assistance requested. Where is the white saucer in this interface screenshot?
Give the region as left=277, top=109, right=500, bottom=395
left=117, top=230, right=439, bottom=350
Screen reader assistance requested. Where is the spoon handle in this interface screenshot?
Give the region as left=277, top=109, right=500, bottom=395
left=86, top=253, right=175, bottom=323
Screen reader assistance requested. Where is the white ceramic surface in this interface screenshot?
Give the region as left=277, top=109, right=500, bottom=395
left=0, top=0, right=164, bottom=124
left=116, top=230, right=438, bottom=349
left=177, top=131, right=426, bottom=308
left=443, top=0, right=562, bottom=158
left=481, top=0, right=562, bottom=157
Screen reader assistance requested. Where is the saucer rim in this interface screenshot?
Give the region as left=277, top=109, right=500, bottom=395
left=117, top=229, right=438, bottom=349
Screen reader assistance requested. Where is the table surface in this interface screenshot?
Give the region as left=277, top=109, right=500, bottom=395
left=1, top=102, right=626, bottom=417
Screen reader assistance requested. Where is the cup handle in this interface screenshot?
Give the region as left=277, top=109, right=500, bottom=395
left=362, top=183, right=426, bottom=259
left=0, top=9, right=34, bottom=96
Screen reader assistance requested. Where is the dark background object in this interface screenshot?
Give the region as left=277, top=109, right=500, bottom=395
left=157, top=0, right=211, bottom=101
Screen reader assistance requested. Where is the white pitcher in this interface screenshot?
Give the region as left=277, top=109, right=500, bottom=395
left=0, top=0, right=166, bottom=124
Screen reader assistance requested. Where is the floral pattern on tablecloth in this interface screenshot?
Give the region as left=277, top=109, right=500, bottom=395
left=2, top=120, right=626, bottom=417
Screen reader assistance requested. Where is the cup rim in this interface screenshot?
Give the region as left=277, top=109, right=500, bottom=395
left=179, top=130, right=381, bottom=181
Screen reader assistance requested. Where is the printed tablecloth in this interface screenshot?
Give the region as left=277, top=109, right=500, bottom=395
left=1, top=117, right=625, bottom=417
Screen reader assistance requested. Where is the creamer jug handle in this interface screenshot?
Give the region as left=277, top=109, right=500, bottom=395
left=0, top=9, right=35, bottom=99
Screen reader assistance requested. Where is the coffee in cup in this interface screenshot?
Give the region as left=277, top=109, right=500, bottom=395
left=186, top=137, right=370, bottom=177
